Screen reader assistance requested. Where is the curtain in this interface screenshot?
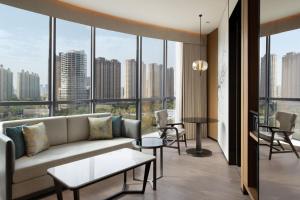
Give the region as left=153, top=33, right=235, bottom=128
left=182, top=42, right=207, bottom=139
left=175, top=43, right=183, bottom=123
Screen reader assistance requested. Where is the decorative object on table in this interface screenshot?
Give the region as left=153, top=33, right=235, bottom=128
left=132, top=137, right=164, bottom=190
left=5, top=125, right=26, bottom=159
left=88, top=116, right=113, bottom=140
left=22, top=122, right=50, bottom=156
left=183, top=117, right=218, bottom=157
left=192, top=14, right=208, bottom=74
left=155, top=109, right=187, bottom=155
left=259, top=112, right=299, bottom=160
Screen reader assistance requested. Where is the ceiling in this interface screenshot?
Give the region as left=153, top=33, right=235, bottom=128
left=261, top=0, right=300, bottom=23
left=60, top=0, right=227, bottom=34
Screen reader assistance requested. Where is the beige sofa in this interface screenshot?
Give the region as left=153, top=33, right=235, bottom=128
left=0, top=113, right=141, bottom=200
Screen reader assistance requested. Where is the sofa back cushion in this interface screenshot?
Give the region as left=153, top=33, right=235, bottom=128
left=0, top=116, right=68, bottom=146
left=67, top=113, right=111, bottom=142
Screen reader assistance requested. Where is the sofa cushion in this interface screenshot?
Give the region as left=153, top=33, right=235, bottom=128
left=112, top=116, right=122, bottom=137
left=67, top=113, right=111, bottom=142
left=88, top=117, right=113, bottom=140
left=13, top=137, right=134, bottom=183
left=1, top=116, right=67, bottom=146
left=23, top=122, right=50, bottom=156
left=5, top=126, right=26, bottom=159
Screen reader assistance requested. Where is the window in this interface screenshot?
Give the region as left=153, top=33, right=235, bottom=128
left=56, top=19, right=91, bottom=101
left=95, top=29, right=137, bottom=99
left=0, top=4, right=182, bottom=127
left=260, top=29, right=300, bottom=130
left=141, top=37, right=164, bottom=133
left=0, top=5, right=49, bottom=101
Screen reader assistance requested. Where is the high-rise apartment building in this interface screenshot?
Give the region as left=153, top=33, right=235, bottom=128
left=260, top=54, right=277, bottom=97
left=124, top=59, right=136, bottom=99
left=95, top=57, right=121, bottom=99
left=17, top=70, right=40, bottom=100
left=166, top=67, right=174, bottom=97
left=0, top=65, right=13, bottom=101
left=282, top=52, right=300, bottom=98
left=56, top=54, right=62, bottom=98
left=59, top=50, right=88, bottom=100
left=146, top=63, right=163, bottom=98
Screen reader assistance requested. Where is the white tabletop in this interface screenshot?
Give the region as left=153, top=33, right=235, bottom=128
left=47, top=148, right=155, bottom=189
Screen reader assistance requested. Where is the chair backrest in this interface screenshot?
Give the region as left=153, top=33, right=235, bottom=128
left=154, top=110, right=168, bottom=128
left=276, top=112, right=297, bottom=132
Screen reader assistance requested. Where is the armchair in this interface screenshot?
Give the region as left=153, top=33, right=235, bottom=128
left=154, top=110, right=187, bottom=155
left=259, top=112, right=299, bottom=160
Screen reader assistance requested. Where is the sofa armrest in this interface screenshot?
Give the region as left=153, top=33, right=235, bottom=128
left=122, top=119, right=141, bottom=139
left=0, top=133, right=14, bottom=200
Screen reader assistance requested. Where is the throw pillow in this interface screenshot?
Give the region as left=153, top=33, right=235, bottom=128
left=22, top=122, right=50, bottom=156
left=6, top=126, right=26, bottom=159
left=112, top=116, right=122, bottom=137
left=88, top=116, right=112, bottom=140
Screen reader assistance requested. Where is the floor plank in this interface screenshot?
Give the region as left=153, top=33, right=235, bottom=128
left=43, top=139, right=249, bottom=200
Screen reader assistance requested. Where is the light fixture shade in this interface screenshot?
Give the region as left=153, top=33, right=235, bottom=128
left=192, top=60, right=208, bottom=71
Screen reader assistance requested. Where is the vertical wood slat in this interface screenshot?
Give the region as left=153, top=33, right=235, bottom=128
left=182, top=42, right=207, bottom=139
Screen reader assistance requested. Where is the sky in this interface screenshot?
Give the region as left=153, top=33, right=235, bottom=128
left=0, top=4, right=177, bottom=88
left=260, top=29, right=300, bottom=86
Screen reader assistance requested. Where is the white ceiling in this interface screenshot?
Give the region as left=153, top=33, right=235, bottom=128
left=261, top=0, right=300, bottom=23
left=60, top=0, right=227, bottom=34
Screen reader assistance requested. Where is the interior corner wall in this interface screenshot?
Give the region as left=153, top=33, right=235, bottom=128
left=218, top=4, right=229, bottom=161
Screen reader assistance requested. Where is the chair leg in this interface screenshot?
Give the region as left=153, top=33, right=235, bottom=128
left=269, top=133, right=275, bottom=160
left=184, top=134, right=187, bottom=147
left=285, top=135, right=300, bottom=159
left=176, top=133, right=181, bottom=155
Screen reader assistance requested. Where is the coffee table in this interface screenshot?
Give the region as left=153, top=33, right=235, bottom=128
left=132, top=137, right=164, bottom=190
left=47, top=148, right=155, bottom=200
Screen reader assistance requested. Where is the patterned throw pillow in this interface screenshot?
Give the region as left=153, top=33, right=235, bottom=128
left=23, top=122, right=50, bottom=156
left=88, top=117, right=113, bottom=140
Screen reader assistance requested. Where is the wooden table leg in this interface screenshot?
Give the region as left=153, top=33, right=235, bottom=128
left=73, top=190, right=80, bottom=200
left=54, top=180, right=63, bottom=200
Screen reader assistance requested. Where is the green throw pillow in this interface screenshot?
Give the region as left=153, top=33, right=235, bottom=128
left=112, top=116, right=122, bottom=137
left=88, top=117, right=113, bottom=140
left=6, top=126, right=26, bottom=159
left=23, top=122, right=50, bottom=156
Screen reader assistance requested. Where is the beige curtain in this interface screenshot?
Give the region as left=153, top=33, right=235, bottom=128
left=182, top=42, right=207, bottom=139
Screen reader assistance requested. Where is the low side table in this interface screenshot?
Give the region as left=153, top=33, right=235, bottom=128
left=132, top=137, right=164, bottom=190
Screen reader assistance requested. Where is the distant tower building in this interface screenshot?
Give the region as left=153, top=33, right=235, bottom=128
left=56, top=54, right=62, bottom=99
left=146, top=63, right=163, bottom=98
left=17, top=70, right=40, bottom=100
left=0, top=65, right=13, bottom=101
left=124, top=59, right=136, bottom=99
left=95, top=57, right=121, bottom=99
left=166, top=67, right=174, bottom=97
left=282, top=52, right=300, bottom=98
left=60, top=50, right=87, bottom=100
left=260, top=54, right=277, bottom=97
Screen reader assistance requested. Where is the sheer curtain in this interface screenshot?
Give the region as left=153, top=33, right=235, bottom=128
left=182, top=42, right=207, bottom=139
left=175, top=42, right=183, bottom=123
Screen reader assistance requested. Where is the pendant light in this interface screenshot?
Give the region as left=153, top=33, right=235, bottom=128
left=192, top=14, right=208, bottom=73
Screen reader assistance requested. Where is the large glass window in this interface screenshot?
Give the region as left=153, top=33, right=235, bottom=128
left=0, top=4, right=182, bottom=127
left=141, top=37, right=164, bottom=133
left=56, top=19, right=91, bottom=101
left=0, top=5, right=49, bottom=101
left=95, top=29, right=136, bottom=100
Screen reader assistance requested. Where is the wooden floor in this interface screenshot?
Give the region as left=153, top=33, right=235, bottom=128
left=43, top=139, right=248, bottom=200
left=260, top=146, right=300, bottom=200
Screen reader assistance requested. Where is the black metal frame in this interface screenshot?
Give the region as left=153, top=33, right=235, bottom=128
left=159, top=122, right=187, bottom=155
left=52, top=160, right=153, bottom=200
left=0, top=16, right=177, bottom=133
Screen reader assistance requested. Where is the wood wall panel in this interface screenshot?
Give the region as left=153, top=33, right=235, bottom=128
left=207, top=29, right=218, bottom=140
